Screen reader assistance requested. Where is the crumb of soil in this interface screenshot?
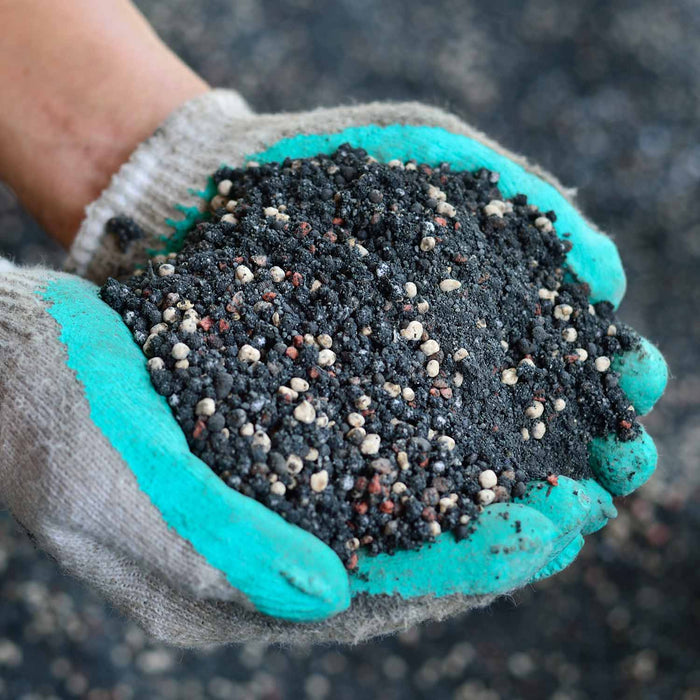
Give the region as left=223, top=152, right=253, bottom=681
left=101, top=146, right=640, bottom=567
left=105, top=216, right=145, bottom=253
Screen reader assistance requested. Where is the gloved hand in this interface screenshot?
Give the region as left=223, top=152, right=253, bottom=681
left=1, top=95, right=668, bottom=646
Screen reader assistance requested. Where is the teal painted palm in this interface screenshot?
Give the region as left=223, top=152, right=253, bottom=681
left=40, top=124, right=667, bottom=621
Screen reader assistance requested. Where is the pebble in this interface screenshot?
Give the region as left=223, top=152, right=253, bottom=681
left=286, top=454, right=303, bottom=475
left=402, top=387, right=415, bottom=401
left=478, top=489, right=496, bottom=505
left=355, top=395, right=372, bottom=410
left=238, top=344, right=261, bottom=362
left=404, top=282, right=418, bottom=298
left=401, top=320, right=424, bottom=340
left=294, top=401, right=316, bottom=424
left=501, top=368, right=519, bottom=385
left=217, top=179, right=233, bottom=196
left=147, top=357, right=165, bottom=371
left=575, top=347, right=589, bottom=362
left=310, top=470, right=329, bottom=492
left=195, top=398, right=216, bottom=417
left=318, top=349, right=337, bottom=366
left=158, top=264, right=175, bottom=277
left=554, top=398, right=567, bottom=412
left=534, top=216, right=553, bottom=233
left=562, top=327, right=578, bottom=342
left=236, top=265, right=254, bottom=283
left=171, top=342, right=190, bottom=360
left=346, top=412, right=365, bottom=427
left=360, top=434, right=381, bottom=455
left=436, top=201, right=456, bottom=217
left=478, top=469, right=498, bottom=489
left=420, top=339, right=440, bottom=356
left=383, top=382, right=401, bottom=398
left=525, top=402, right=544, bottom=418
left=532, top=421, right=546, bottom=440
left=252, top=430, right=271, bottom=452
left=554, top=304, right=574, bottom=321
left=453, top=348, right=469, bottom=361
left=290, top=377, right=309, bottom=392
left=420, top=236, right=436, bottom=251
left=439, top=279, right=462, bottom=292
left=270, top=481, right=286, bottom=496
left=437, top=435, right=456, bottom=451
left=426, top=360, right=440, bottom=377
left=595, top=356, right=611, bottom=372
left=269, top=266, right=285, bottom=282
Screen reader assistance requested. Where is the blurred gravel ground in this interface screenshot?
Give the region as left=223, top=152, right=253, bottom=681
left=1, top=0, right=699, bottom=698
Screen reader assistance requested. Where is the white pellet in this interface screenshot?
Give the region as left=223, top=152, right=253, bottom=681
left=195, top=398, right=216, bottom=417
left=171, top=343, right=190, bottom=360
left=595, top=356, right=611, bottom=372
left=439, top=279, right=462, bottom=292
left=290, top=377, right=309, bottom=392
left=501, top=368, right=519, bottom=385
left=294, top=400, right=316, bottom=424
left=235, top=265, right=254, bottom=284
left=525, top=402, right=544, bottom=419
left=238, top=344, right=261, bottom=363
left=401, top=321, right=424, bottom=340
left=420, top=339, right=440, bottom=356
left=310, top=470, right=329, bottom=492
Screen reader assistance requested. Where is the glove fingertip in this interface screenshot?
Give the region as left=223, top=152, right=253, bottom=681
left=351, top=503, right=557, bottom=598
left=588, top=427, right=658, bottom=497
left=529, top=534, right=585, bottom=583
left=578, top=478, right=618, bottom=534
left=613, top=337, right=669, bottom=416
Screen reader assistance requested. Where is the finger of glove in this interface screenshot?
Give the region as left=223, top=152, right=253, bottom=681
left=529, top=534, right=585, bottom=583
left=588, top=427, right=658, bottom=497
left=351, top=503, right=558, bottom=598
left=1, top=271, right=349, bottom=622
left=577, top=478, right=618, bottom=535
left=250, top=121, right=626, bottom=307
left=612, top=337, right=668, bottom=416
left=513, top=476, right=591, bottom=560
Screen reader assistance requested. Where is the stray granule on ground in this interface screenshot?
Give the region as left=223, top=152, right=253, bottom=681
left=101, top=146, right=640, bottom=567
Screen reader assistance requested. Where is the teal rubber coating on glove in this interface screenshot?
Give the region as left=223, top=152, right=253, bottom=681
left=246, top=124, right=626, bottom=307
left=612, top=337, right=669, bottom=416
left=588, top=427, right=658, bottom=497
left=578, top=478, right=618, bottom=535
left=530, top=534, right=585, bottom=583
left=514, top=477, right=591, bottom=559
left=40, top=277, right=350, bottom=622
left=350, top=503, right=558, bottom=597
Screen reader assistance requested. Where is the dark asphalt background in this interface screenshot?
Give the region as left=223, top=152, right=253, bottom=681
left=1, top=1, right=699, bottom=698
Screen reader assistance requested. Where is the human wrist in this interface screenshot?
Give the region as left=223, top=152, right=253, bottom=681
left=0, top=0, right=208, bottom=248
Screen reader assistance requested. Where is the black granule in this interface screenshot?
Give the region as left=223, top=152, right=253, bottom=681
left=105, top=215, right=145, bottom=252
left=101, top=146, right=640, bottom=567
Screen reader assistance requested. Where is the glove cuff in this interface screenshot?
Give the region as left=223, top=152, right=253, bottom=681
left=66, top=88, right=253, bottom=282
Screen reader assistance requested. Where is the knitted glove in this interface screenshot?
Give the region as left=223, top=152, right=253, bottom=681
left=0, top=93, right=668, bottom=647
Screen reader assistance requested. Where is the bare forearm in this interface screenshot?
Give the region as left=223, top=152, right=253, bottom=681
left=0, top=0, right=208, bottom=246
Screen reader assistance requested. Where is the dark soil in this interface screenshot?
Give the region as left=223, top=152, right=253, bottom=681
left=101, top=146, right=639, bottom=567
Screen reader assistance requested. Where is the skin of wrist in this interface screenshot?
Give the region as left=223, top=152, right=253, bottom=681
left=0, top=0, right=209, bottom=247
